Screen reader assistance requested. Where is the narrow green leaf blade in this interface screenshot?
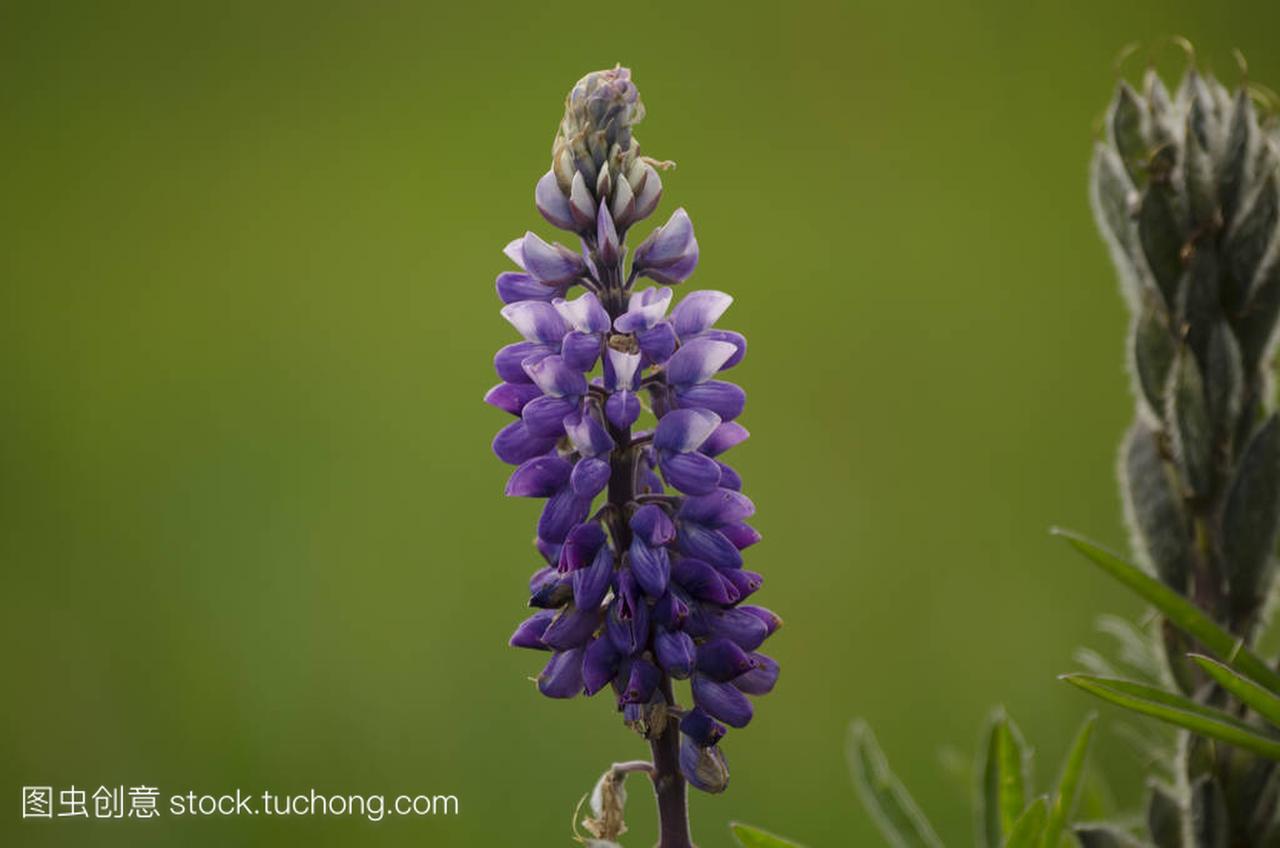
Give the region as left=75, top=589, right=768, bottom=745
left=1052, top=529, right=1280, bottom=691
left=977, top=709, right=1028, bottom=848
left=1189, top=653, right=1280, bottom=727
left=729, top=822, right=806, bottom=848
left=848, top=721, right=945, bottom=848
left=1007, top=796, right=1048, bottom=848
left=1040, top=713, right=1097, bottom=848
left=1060, top=674, right=1280, bottom=759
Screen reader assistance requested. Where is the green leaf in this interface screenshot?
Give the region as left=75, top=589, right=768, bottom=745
left=1051, top=529, right=1280, bottom=691
left=977, top=709, right=1029, bottom=848
left=1040, top=713, right=1097, bottom=848
left=1060, top=674, right=1280, bottom=760
left=1189, top=653, right=1280, bottom=727
left=1007, top=796, right=1047, bottom=848
left=848, top=721, right=944, bottom=848
left=729, top=822, right=806, bottom=848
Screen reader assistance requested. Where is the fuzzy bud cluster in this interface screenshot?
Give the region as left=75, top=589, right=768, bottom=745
left=1092, top=65, right=1280, bottom=844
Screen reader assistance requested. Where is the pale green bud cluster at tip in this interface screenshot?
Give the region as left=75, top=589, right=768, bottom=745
left=549, top=66, right=666, bottom=237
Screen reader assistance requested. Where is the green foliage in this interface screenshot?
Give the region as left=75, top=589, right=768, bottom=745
left=978, top=710, right=1031, bottom=848
left=1052, top=530, right=1280, bottom=689
left=1041, top=715, right=1097, bottom=848
left=1190, top=654, right=1280, bottom=724
left=850, top=713, right=1097, bottom=848
left=1057, top=530, right=1280, bottom=843
left=848, top=721, right=945, bottom=848
left=1060, top=673, right=1280, bottom=759
left=729, top=822, right=807, bottom=848
left=1006, top=798, right=1048, bottom=848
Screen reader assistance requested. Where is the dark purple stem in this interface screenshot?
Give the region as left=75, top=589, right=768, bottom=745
left=650, top=677, right=694, bottom=848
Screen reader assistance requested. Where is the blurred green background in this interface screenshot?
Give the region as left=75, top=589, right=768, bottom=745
left=4, top=1, right=1280, bottom=845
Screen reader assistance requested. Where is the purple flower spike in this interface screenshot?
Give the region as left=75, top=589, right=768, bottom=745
left=486, top=68, right=776, bottom=808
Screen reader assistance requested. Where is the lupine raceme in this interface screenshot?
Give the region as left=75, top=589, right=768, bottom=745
left=485, top=67, right=778, bottom=846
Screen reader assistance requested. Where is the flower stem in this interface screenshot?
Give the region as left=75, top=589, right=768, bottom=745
left=649, top=676, right=694, bottom=848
